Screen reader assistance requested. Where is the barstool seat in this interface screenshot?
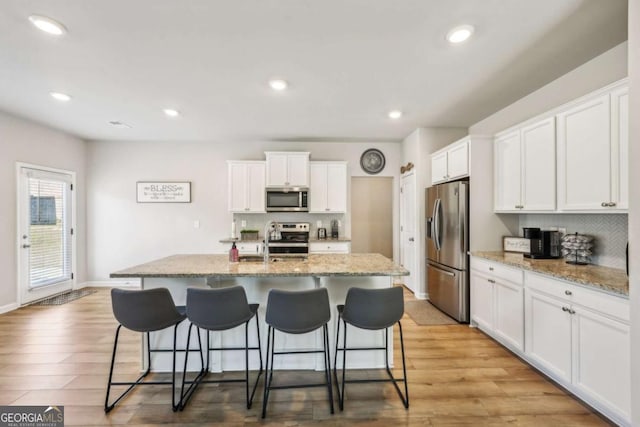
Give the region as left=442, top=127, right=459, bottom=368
left=334, top=286, right=409, bottom=410
left=179, top=286, right=263, bottom=411
left=105, top=288, right=187, bottom=413
left=261, top=287, right=334, bottom=418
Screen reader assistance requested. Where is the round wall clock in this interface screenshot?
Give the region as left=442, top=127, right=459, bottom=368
left=360, top=148, right=386, bottom=174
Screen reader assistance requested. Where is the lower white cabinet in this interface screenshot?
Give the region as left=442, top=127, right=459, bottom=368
left=235, top=242, right=262, bottom=255
left=470, top=258, right=524, bottom=352
left=309, top=241, right=350, bottom=254
left=524, top=271, right=630, bottom=425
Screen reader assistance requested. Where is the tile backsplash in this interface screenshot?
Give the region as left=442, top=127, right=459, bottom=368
left=233, top=213, right=347, bottom=240
left=519, top=214, right=628, bottom=269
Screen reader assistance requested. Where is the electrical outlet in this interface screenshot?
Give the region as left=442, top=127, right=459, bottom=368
left=193, top=220, right=200, bottom=229
left=241, top=220, right=247, bottom=227
left=317, top=220, right=323, bottom=228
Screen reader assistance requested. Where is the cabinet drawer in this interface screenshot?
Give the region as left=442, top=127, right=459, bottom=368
left=309, top=242, right=350, bottom=253
left=470, top=257, right=523, bottom=285
left=236, top=243, right=263, bottom=254
left=525, top=271, right=629, bottom=322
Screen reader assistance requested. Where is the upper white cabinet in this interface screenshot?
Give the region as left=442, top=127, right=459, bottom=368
left=265, top=152, right=310, bottom=187
left=309, top=161, right=348, bottom=213
left=431, top=138, right=469, bottom=185
left=494, top=79, right=628, bottom=213
left=227, top=161, right=266, bottom=213
left=494, top=117, right=556, bottom=212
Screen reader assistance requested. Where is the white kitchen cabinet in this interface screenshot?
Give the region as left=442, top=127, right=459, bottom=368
left=265, top=152, right=310, bottom=187
left=469, top=257, right=524, bottom=352
left=557, top=86, right=628, bottom=212
left=309, top=241, right=350, bottom=254
left=236, top=242, right=263, bottom=255
left=431, top=137, right=469, bottom=185
left=227, top=161, right=265, bottom=213
left=494, top=117, right=556, bottom=212
left=309, top=161, right=347, bottom=213
left=524, top=272, right=630, bottom=424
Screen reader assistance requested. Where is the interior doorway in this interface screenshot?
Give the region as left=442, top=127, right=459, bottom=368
left=17, top=164, right=75, bottom=304
left=350, top=177, right=393, bottom=258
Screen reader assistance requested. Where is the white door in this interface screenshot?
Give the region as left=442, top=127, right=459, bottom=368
left=309, top=163, right=327, bottom=212
left=431, top=152, right=448, bottom=185
left=470, top=271, right=494, bottom=331
left=18, top=165, right=75, bottom=304
left=400, top=173, right=416, bottom=293
left=246, top=162, right=266, bottom=212
left=446, top=140, right=469, bottom=180
left=521, top=117, right=556, bottom=211
left=493, top=279, right=524, bottom=352
left=286, top=153, right=310, bottom=187
left=326, top=163, right=347, bottom=212
left=494, top=131, right=522, bottom=211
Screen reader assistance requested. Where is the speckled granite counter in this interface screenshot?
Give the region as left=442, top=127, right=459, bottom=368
left=110, top=253, right=407, bottom=279
left=471, top=251, right=628, bottom=297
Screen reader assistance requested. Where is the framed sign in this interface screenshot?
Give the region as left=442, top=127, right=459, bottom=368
left=503, top=236, right=530, bottom=253
left=137, top=182, right=191, bottom=203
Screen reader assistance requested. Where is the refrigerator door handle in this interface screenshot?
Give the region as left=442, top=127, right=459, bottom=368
left=429, top=263, right=455, bottom=277
left=434, top=198, right=441, bottom=251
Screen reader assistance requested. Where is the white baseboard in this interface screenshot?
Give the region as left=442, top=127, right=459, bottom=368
left=79, top=280, right=141, bottom=289
left=0, top=302, right=19, bottom=314
left=414, top=292, right=428, bottom=300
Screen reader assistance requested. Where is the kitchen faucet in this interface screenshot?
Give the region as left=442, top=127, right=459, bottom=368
left=263, top=220, right=278, bottom=264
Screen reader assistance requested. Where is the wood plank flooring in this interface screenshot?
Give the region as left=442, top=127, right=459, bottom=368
left=0, top=287, right=613, bottom=426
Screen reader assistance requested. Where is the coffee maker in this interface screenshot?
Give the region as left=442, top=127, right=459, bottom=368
left=523, top=228, right=561, bottom=259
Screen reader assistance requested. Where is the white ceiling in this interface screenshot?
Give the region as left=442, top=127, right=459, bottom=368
left=0, top=0, right=627, bottom=142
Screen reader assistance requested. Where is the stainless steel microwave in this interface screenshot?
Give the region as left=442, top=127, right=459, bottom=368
left=265, top=187, right=308, bottom=212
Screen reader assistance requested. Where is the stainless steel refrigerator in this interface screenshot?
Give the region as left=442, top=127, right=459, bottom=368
left=426, top=179, right=469, bottom=323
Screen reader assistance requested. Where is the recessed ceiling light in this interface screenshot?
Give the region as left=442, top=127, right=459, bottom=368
left=50, top=92, right=71, bottom=102
left=28, top=15, right=67, bottom=36
left=446, top=25, right=474, bottom=44
left=388, top=110, right=403, bottom=120
left=109, top=121, right=131, bottom=129
left=163, top=108, right=180, bottom=118
left=269, top=79, right=288, bottom=91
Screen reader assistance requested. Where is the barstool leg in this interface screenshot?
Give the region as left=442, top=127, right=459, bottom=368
left=398, top=321, right=409, bottom=408
left=323, top=324, right=334, bottom=414
left=171, top=324, right=180, bottom=412
left=340, top=320, right=348, bottom=410
left=261, top=326, right=274, bottom=418
left=333, top=313, right=342, bottom=403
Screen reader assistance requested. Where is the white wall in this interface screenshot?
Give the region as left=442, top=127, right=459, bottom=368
left=470, top=42, right=628, bottom=135
left=627, top=0, right=639, bottom=424
left=0, top=111, right=86, bottom=308
left=85, top=140, right=401, bottom=281
left=401, top=127, right=467, bottom=298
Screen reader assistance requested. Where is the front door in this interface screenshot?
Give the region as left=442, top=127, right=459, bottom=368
left=18, top=165, right=75, bottom=304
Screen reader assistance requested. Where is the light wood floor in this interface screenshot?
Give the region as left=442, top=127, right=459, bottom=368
left=0, top=287, right=612, bottom=426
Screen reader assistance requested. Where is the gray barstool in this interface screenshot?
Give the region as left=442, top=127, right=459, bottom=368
left=179, top=286, right=262, bottom=410
left=333, top=286, right=409, bottom=410
left=105, top=288, right=187, bottom=413
left=261, top=288, right=334, bottom=418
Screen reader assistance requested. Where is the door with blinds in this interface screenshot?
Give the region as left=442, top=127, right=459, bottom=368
left=18, top=166, right=74, bottom=304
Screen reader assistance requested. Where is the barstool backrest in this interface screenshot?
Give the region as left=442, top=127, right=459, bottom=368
left=266, top=288, right=330, bottom=334
left=111, top=288, right=185, bottom=333
left=186, top=286, right=254, bottom=330
left=342, top=287, right=404, bottom=330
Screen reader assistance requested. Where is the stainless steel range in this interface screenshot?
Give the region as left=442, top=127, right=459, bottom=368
left=266, top=222, right=310, bottom=258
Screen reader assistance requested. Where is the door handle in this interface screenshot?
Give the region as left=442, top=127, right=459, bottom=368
left=429, top=264, right=455, bottom=277
left=22, top=244, right=31, bottom=248
left=434, top=198, right=442, bottom=251
left=409, top=237, right=414, bottom=242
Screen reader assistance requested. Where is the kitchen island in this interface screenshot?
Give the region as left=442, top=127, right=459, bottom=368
left=111, top=253, right=409, bottom=372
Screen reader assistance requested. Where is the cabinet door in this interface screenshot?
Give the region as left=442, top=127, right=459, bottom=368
left=447, top=140, right=469, bottom=180
left=521, top=118, right=556, bottom=211
left=228, top=162, right=248, bottom=212
left=494, top=131, right=522, bottom=211
left=470, top=271, right=493, bottom=331
left=431, top=152, right=448, bottom=185
left=610, top=87, right=628, bottom=210
left=309, top=163, right=327, bottom=212
left=286, top=153, right=310, bottom=187
left=524, top=288, right=572, bottom=383
left=246, top=163, right=265, bottom=212
left=326, top=163, right=347, bottom=212
left=557, top=94, right=611, bottom=210
left=572, top=306, right=631, bottom=420
left=309, top=242, right=350, bottom=253
left=493, top=279, right=524, bottom=352
left=266, top=153, right=288, bottom=187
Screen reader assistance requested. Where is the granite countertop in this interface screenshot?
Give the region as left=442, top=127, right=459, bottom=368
left=471, top=251, right=629, bottom=297
left=110, top=253, right=408, bottom=278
